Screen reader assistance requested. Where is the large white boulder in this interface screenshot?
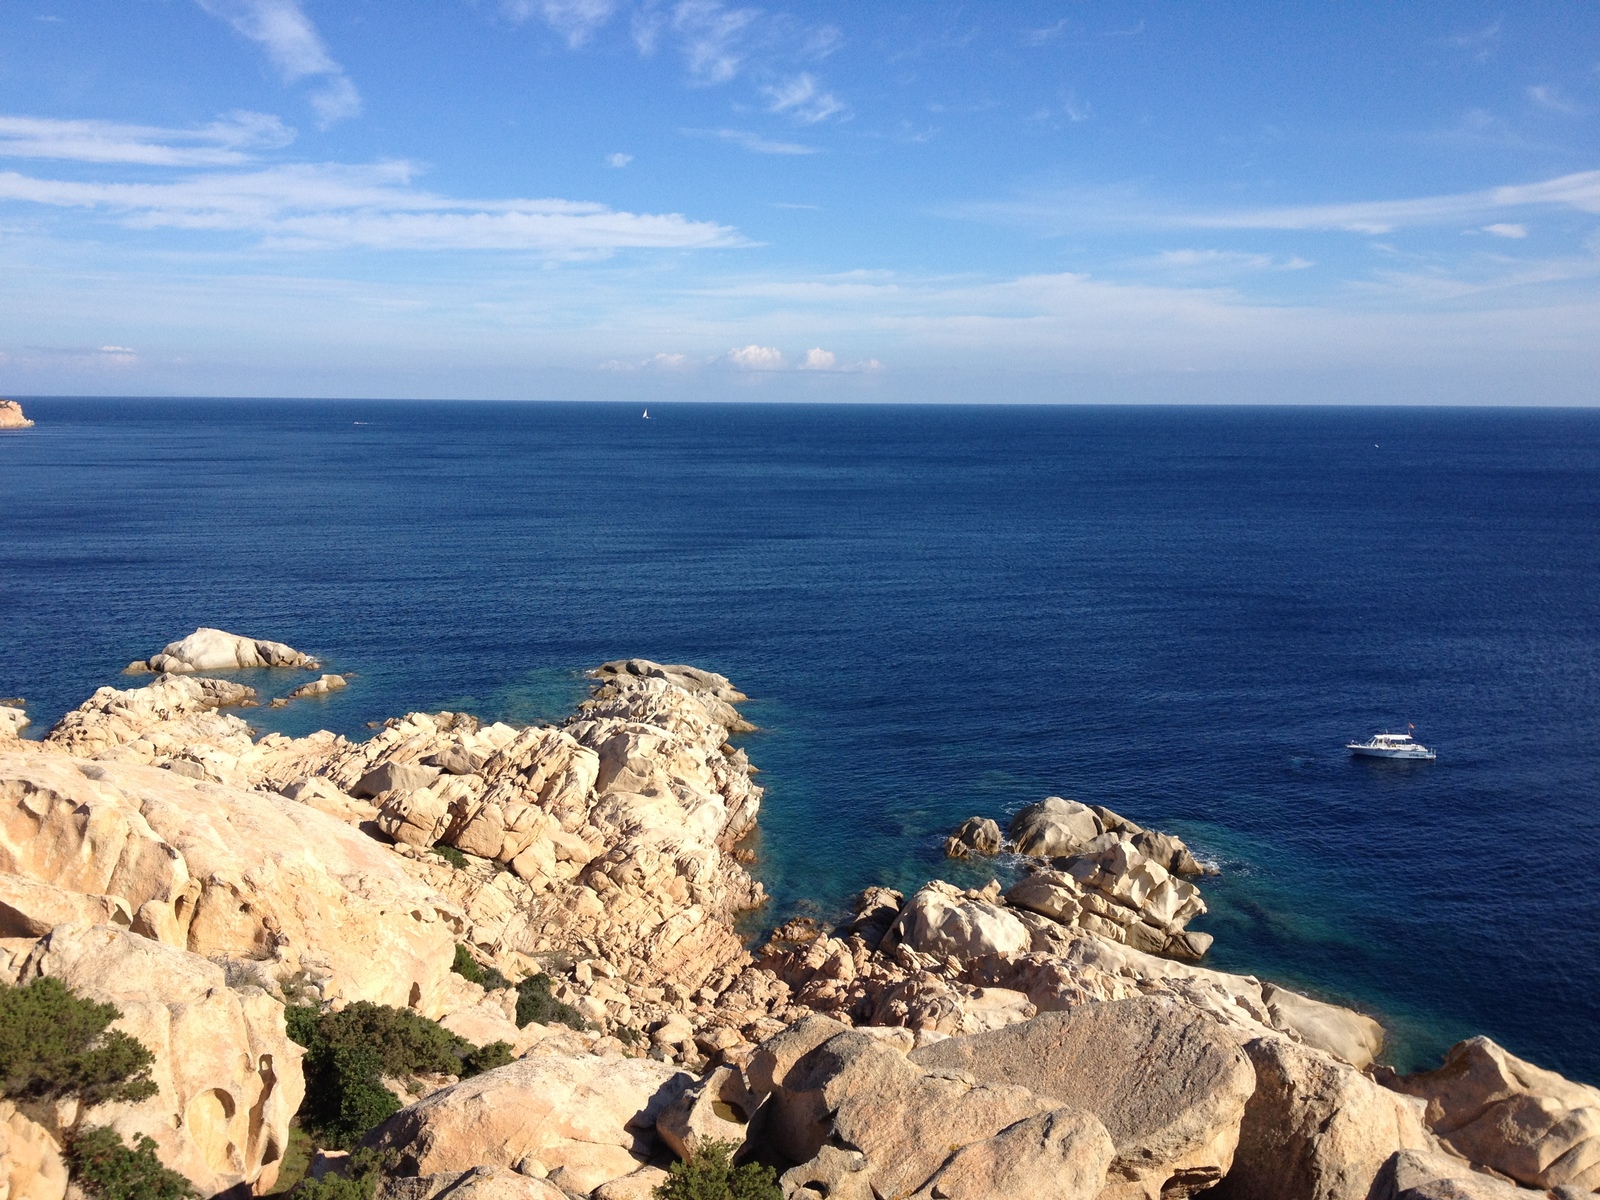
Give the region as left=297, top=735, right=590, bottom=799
left=132, top=628, right=318, bottom=674
left=887, top=881, right=1032, bottom=961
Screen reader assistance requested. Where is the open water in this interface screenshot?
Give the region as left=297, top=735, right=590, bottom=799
left=2, top=398, right=1598, bottom=1083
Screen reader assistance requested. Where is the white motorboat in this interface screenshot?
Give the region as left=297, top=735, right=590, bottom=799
left=1347, top=728, right=1436, bottom=761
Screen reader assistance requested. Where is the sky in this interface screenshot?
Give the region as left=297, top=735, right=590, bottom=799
left=0, top=1, right=1597, bottom=403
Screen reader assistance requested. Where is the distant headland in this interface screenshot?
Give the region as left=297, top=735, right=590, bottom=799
left=0, top=399, right=34, bottom=429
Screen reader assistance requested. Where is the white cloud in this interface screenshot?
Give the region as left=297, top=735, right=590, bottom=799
left=1150, top=249, right=1313, bottom=272
left=955, top=170, right=1600, bottom=236
left=193, top=0, right=362, bottom=126
left=672, top=0, right=760, bottom=85
left=606, top=152, right=634, bottom=168
left=647, top=351, right=689, bottom=368
left=501, top=0, right=617, bottom=48
left=763, top=73, right=846, bottom=124
left=0, top=112, right=294, bottom=166
left=727, top=343, right=784, bottom=368
left=1527, top=85, right=1581, bottom=115
left=1482, top=223, right=1528, bottom=238
left=799, top=346, right=835, bottom=369
left=99, top=345, right=136, bottom=354
left=682, top=128, right=818, bottom=155
left=0, top=160, right=748, bottom=254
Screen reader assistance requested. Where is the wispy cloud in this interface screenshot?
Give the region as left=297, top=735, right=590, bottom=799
left=0, top=112, right=294, bottom=166
left=672, top=0, right=761, bottom=85
left=193, top=0, right=361, bottom=126
left=500, top=0, right=617, bottom=48
left=1527, top=84, right=1582, bottom=115
left=1481, top=223, right=1528, bottom=238
left=0, top=160, right=747, bottom=254
left=682, top=127, right=818, bottom=155
left=763, top=73, right=846, bottom=123
left=953, top=171, right=1600, bottom=236
left=606, top=152, right=633, bottom=168
left=1147, top=249, right=1313, bottom=272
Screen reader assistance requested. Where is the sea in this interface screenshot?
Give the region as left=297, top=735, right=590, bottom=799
left=3, top=398, right=1598, bottom=1084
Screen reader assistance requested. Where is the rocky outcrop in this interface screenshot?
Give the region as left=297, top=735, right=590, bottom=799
left=749, top=1025, right=1115, bottom=1200
left=1374, top=1149, right=1538, bottom=1199
left=0, top=707, right=28, bottom=741
left=1212, top=1035, right=1432, bottom=1200
left=45, top=675, right=256, bottom=761
left=943, top=816, right=1001, bottom=858
left=885, top=880, right=1032, bottom=960
left=129, top=628, right=318, bottom=674
left=363, top=1053, right=693, bottom=1196
left=0, top=1102, right=67, bottom=1200
left=9, top=923, right=304, bottom=1196
left=0, top=401, right=34, bottom=429
left=0, top=751, right=461, bottom=1012
left=1010, top=796, right=1207, bottom=876
left=910, top=996, right=1257, bottom=1198
left=1384, top=1037, right=1600, bottom=1193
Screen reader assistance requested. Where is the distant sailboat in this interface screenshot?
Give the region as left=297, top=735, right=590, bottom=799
left=642, top=408, right=650, bottom=420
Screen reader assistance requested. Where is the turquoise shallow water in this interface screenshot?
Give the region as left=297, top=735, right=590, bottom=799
left=3, top=398, right=1598, bottom=1082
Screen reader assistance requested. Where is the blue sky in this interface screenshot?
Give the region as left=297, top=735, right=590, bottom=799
left=1, top=2, right=1597, bottom=402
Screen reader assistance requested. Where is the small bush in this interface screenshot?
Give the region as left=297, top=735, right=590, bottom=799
left=286, top=1002, right=507, bottom=1148
left=615, top=1026, right=644, bottom=1047
left=431, top=843, right=468, bottom=870
left=653, top=1141, right=779, bottom=1200
left=67, top=1126, right=197, bottom=1200
left=515, top=975, right=586, bottom=1031
left=449, top=945, right=511, bottom=993
left=0, top=977, right=158, bottom=1107
left=288, top=1148, right=390, bottom=1200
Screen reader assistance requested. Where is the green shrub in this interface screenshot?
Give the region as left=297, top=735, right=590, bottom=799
left=449, top=946, right=512, bottom=993
left=285, top=1002, right=507, bottom=1149
left=514, top=975, right=586, bottom=1031
left=66, top=1127, right=197, bottom=1200
left=431, top=843, right=468, bottom=870
left=287, top=1148, right=390, bottom=1200
left=0, top=977, right=158, bottom=1107
left=653, top=1141, right=779, bottom=1200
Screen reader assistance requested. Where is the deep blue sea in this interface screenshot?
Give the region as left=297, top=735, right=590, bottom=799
left=3, top=399, right=1598, bottom=1083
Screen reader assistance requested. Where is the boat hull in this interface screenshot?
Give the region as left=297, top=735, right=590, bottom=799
left=1349, top=746, right=1435, bottom=760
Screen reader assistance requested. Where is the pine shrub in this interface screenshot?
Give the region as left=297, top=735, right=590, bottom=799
left=0, top=977, right=158, bottom=1107
left=653, top=1141, right=779, bottom=1200
left=431, top=843, right=468, bottom=870
left=284, top=1002, right=511, bottom=1148
left=514, top=975, right=586, bottom=1031
left=66, top=1127, right=197, bottom=1200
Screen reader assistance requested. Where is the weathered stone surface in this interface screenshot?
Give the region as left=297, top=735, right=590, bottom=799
left=943, top=816, right=1002, bottom=858
left=375, top=1166, right=567, bottom=1200
left=0, top=872, right=133, bottom=938
left=17, top=923, right=304, bottom=1196
left=355, top=760, right=443, bottom=800
left=909, top=1107, right=1116, bottom=1200
left=1263, top=984, right=1385, bottom=1071
left=781, top=1031, right=1058, bottom=1200
left=1385, top=1037, right=1600, bottom=1192
left=0, top=708, right=28, bottom=740
left=0, top=1102, right=66, bottom=1200
left=286, top=674, right=347, bottom=700
left=780, top=1146, right=873, bottom=1200
left=133, top=628, right=317, bottom=674
left=1007, top=869, right=1085, bottom=923
left=910, top=997, right=1256, bottom=1199
left=1010, top=796, right=1103, bottom=857
left=0, top=751, right=460, bottom=1012
left=1375, top=1150, right=1536, bottom=1200
left=1212, top=1036, right=1431, bottom=1200
left=654, top=1065, right=750, bottom=1161
left=363, top=1053, right=693, bottom=1189
left=887, top=881, right=1031, bottom=961
left=45, top=676, right=256, bottom=760
left=0, top=401, right=35, bottom=430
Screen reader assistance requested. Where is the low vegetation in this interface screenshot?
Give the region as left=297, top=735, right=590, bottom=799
left=285, top=1002, right=511, bottom=1148
left=653, top=1140, right=781, bottom=1200
left=431, top=842, right=468, bottom=870
left=0, top=977, right=158, bottom=1107
left=450, top=944, right=510, bottom=991
left=66, top=1128, right=198, bottom=1200
left=286, top=1149, right=391, bottom=1200
left=514, top=973, right=587, bottom=1030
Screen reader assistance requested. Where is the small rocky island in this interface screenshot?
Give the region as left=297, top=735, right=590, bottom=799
left=0, top=637, right=1595, bottom=1200
left=0, top=399, right=34, bottom=429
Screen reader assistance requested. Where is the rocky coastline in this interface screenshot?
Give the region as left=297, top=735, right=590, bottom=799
left=1, top=634, right=1596, bottom=1200
left=0, top=400, right=34, bottom=429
